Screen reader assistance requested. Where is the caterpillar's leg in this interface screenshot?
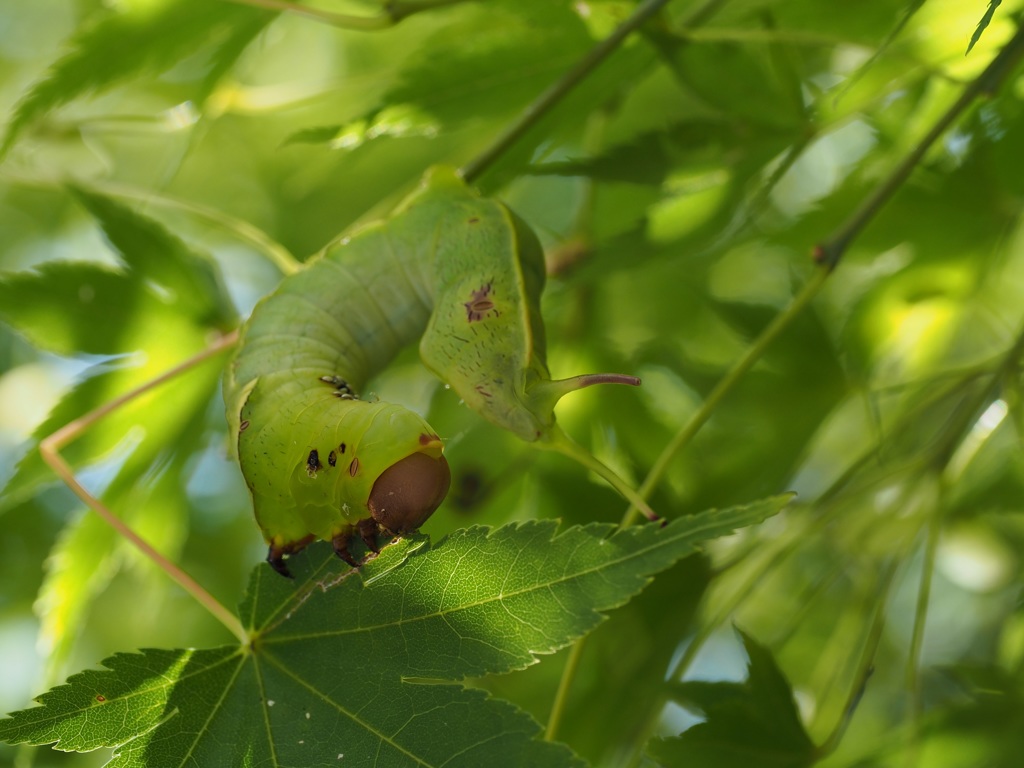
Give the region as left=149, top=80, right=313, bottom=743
left=332, top=518, right=382, bottom=568
left=358, top=517, right=381, bottom=554
left=39, top=330, right=247, bottom=643
left=266, top=535, right=315, bottom=579
left=331, top=529, right=361, bottom=568
left=267, top=548, right=292, bottom=579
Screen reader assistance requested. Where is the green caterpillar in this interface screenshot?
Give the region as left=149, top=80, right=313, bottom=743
left=225, top=167, right=647, bottom=577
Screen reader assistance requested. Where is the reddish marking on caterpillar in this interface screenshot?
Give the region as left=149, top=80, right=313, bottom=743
left=349, top=457, right=359, bottom=477
left=96, top=695, right=106, bottom=703
left=468, top=217, right=480, bottom=224
left=419, top=433, right=436, bottom=446
left=328, top=450, right=337, bottom=467
left=475, top=384, right=493, bottom=398
left=239, top=420, right=250, bottom=432
left=465, top=283, right=496, bottom=322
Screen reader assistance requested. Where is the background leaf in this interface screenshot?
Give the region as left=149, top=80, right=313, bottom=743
left=1, top=0, right=275, bottom=156
left=649, top=630, right=816, bottom=768
left=967, top=1, right=1003, bottom=54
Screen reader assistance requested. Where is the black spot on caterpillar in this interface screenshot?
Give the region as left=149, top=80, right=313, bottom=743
left=306, top=450, right=321, bottom=477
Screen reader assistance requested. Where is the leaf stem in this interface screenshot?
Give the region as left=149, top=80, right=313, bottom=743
left=903, top=484, right=942, bottom=767
left=543, top=426, right=660, bottom=523
left=594, top=15, right=1024, bottom=761
left=542, top=0, right=740, bottom=743
left=545, top=640, right=587, bottom=742
left=459, top=0, right=675, bottom=185
left=621, top=267, right=829, bottom=528
left=623, top=15, right=1024, bottom=524
left=39, top=330, right=249, bottom=645
left=900, top=318, right=1024, bottom=756
left=814, top=558, right=898, bottom=758
left=814, top=18, right=1024, bottom=270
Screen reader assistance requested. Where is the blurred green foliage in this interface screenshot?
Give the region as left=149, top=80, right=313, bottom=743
left=1, top=0, right=1024, bottom=766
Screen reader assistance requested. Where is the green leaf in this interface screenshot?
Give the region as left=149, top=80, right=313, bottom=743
left=0, top=496, right=790, bottom=765
left=283, top=0, right=593, bottom=148
left=0, top=262, right=150, bottom=356
left=828, top=0, right=927, bottom=98
left=922, top=663, right=1024, bottom=763
left=0, top=188, right=236, bottom=510
left=529, top=118, right=791, bottom=197
left=967, top=1, right=1002, bottom=55
left=645, top=31, right=806, bottom=130
left=1, top=0, right=275, bottom=156
left=552, top=555, right=713, bottom=766
left=648, top=629, right=816, bottom=768
left=33, top=510, right=121, bottom=669
left=0, top=188, right=234, bottom=358
left=531, top=122, right=723, bottom=186
left=69, top=187, right=237, bottom=330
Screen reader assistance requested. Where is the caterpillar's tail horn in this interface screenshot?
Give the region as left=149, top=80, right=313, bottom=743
left=529, top=371, right=641, bottom=424
left=545, top=372, right=641, bottom=401
left=528, top=372, right=659, bottom=524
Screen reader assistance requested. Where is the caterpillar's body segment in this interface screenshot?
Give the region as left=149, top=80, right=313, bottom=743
left=226, top=167, right=642, bottom=576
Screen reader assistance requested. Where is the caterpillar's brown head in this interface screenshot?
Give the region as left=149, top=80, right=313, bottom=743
left=368, top=449, right=451, bottom=534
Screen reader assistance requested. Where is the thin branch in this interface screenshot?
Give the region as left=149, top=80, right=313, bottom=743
left=815, top=18, right=1024, bottom=270
left=621, top=267, right=829, bottom=528
left=586, top=17, right=1024, bottom=761
left=814, top=558, right=898, bottom=758
left=219, top=0, right=469, bottom=30
left=39, top=330, right=248, bottom=645
left=624, top=16, right=1024, bottom=524
left=542, top=426, right=661, bottom=523
left=904, top=486, right=942, bottom=768
left=541, top=0, right=739, bottom=745
left=545, top=641, right=587, bottom=742
left=459, top=0, right=675, bottom=184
